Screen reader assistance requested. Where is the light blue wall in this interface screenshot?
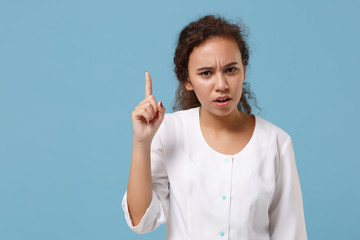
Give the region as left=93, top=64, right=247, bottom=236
left=1, top=0, right=359, bottom=239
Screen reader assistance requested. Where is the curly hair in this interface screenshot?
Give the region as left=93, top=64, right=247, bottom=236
left=173, top=14, right=261, bottom=115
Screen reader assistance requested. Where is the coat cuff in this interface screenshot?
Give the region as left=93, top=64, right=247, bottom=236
left=121, top=190, right=160, bottom=234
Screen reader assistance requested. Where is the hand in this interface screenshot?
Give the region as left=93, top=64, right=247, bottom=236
left=132, top=71, right=166, bottom=144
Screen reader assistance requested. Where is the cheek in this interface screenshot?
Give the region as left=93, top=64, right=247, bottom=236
left=238, top=84, right=244, bottom=96
left=232, top=80, right=244, bottom=98
left=193, top=87, right=207, bottom=100
left=192, top=83, right=211, bottom=103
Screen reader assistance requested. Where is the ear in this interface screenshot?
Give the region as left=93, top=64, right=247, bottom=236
left=185, top=78, right=194, bottom=91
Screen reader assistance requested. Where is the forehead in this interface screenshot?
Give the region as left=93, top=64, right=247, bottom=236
left=189, top=37, right=242, bottom=65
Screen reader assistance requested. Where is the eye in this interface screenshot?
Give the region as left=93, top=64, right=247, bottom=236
left=225, top=67, right=238, bottom=73
left=200, top=71, right=212, bottom=77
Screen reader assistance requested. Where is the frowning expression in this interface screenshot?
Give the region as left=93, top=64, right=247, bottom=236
left=186, top=37, right=246, bottom=117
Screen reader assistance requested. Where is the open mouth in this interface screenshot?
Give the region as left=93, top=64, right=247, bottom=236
left=215, top=98, right=230, bottom=103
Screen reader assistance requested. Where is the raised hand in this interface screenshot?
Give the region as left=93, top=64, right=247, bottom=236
left=132, top=71, right=166, bottom=144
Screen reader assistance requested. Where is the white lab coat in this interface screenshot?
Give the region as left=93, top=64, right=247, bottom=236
left=122, top=106, right=307, bottom=240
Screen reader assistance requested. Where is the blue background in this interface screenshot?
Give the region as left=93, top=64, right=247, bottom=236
left=1, top=0, right=359, bottom=239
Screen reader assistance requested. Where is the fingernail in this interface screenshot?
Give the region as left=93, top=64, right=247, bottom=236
left=149, top=119, right=154, bottom=123
left=160, top=102, right=163, bottom=107
left=156, top=111, right=159, bottom=117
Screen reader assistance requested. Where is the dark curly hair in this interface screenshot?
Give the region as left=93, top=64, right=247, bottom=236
left=173, top=14, right=261, bottom=115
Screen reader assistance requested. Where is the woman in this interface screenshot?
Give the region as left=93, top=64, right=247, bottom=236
left=122, top=15, right=307, bottom=239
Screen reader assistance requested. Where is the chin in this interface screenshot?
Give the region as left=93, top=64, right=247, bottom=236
left=216, top=109, right=236, bottom=117
left=203, top=105, right=238, bottom=117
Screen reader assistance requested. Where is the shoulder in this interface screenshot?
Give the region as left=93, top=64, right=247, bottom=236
left=164, top=106, right=199, bottom=119
left=255, top=115, right=290, bottom=138
left=155, top=107, right=199, bottom=140
left=254, top=115, right=292, bottom=150
left=161, top=107, right=199, bottom=128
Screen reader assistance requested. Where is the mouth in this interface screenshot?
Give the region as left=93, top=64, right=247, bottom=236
left=214, top=96, right=231, bottom=103
left=215, top=98, right=230, bottom=103
left=214, top=96, right=231, bottom=106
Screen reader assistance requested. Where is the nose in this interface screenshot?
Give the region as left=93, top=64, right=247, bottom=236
left=215, top=73, right=229, bottom=91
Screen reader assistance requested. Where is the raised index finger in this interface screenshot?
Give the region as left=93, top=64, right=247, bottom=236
left=145, top=71, right=152, bottom=97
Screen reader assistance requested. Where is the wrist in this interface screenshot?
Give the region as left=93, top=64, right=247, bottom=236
left=132, top=139, right=152, bottom=148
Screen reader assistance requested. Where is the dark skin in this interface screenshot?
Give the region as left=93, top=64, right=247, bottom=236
left=199, top=107, right=255, bottom=155
left=186, top=37, right=256, bottom=155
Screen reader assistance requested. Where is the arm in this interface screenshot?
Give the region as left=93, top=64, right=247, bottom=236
left=268, top=136, right=307, bottom=240
left=122, top=129, right=169, bottom=234
left=122, top=72, right=167, bottom=234
left=127, top=141, right=153, bottom=226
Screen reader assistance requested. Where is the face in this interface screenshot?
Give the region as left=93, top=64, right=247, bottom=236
left=186, top=37, right=245, bottom=117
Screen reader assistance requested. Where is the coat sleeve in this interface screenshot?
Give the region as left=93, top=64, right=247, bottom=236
left=121, top=120, right=170, bottom=234
left=268, top=136, right=307, bottom=240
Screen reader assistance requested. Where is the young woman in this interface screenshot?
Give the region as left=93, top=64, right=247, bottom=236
left=122, top=15, right=307, bottom=239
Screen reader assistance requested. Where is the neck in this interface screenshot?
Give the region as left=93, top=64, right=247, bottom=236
left=199, top=106, right=245, bottom=132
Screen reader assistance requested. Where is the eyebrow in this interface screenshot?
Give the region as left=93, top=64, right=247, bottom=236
left=196, top=62, right=239, bottom=71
